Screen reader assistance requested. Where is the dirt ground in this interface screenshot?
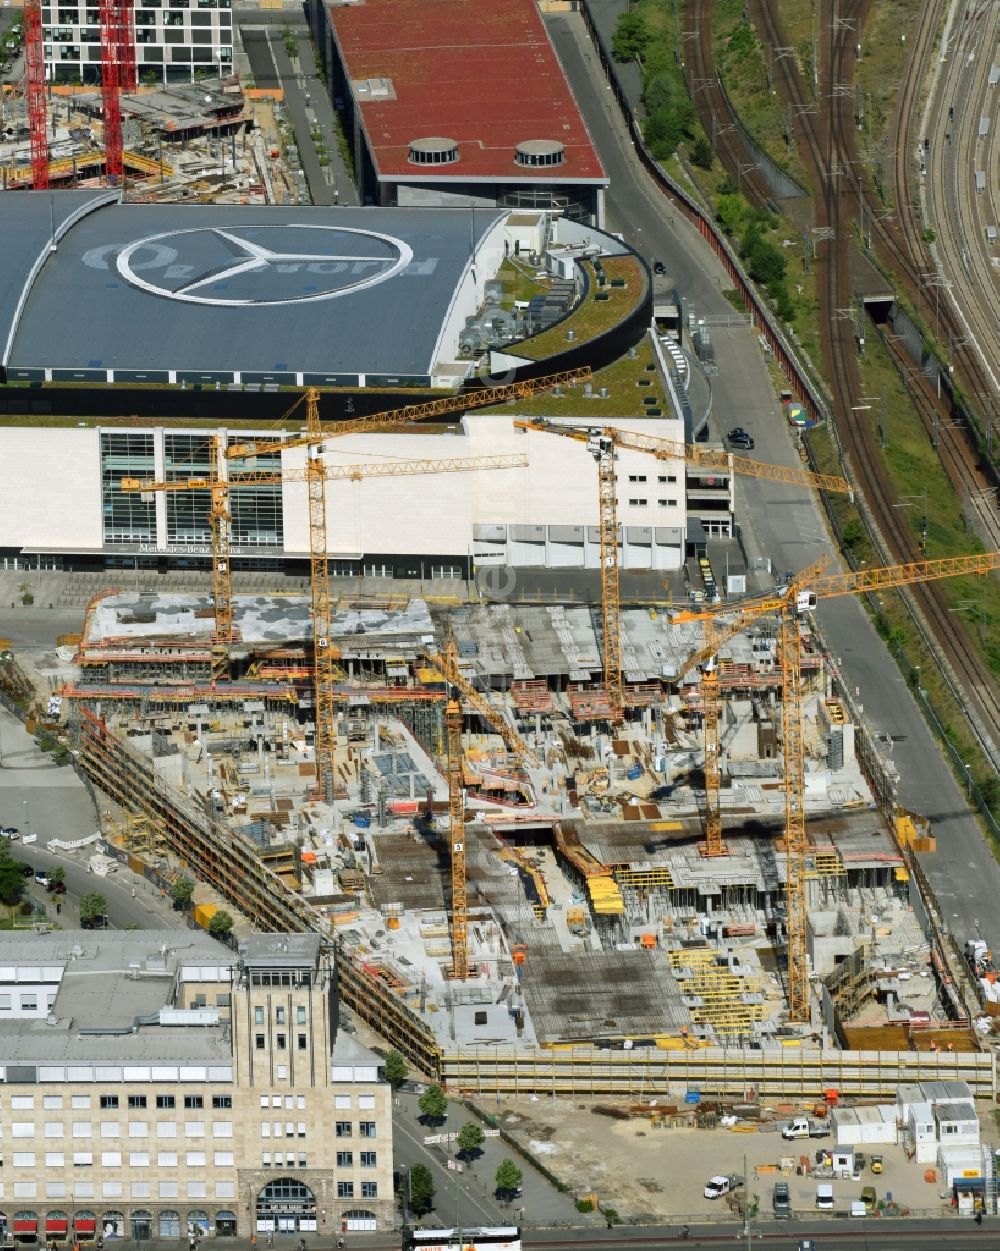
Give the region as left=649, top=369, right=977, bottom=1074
left=491, top=1096, right=1000, bottom=1223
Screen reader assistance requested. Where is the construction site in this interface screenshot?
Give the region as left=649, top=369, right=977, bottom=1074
left=3, top=378, right=998, bottom=1103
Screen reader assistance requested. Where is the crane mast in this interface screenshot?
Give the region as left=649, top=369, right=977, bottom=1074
left=446, top=697, right=468, bottom=979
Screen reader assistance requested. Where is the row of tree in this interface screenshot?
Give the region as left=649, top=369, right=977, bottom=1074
left=381, top=1054, right=524, bottom=1215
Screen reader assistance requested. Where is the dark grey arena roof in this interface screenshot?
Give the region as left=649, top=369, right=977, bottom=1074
left=1, top=194, right=501, bottom=385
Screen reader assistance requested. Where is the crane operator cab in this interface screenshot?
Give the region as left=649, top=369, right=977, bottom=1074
left=795, top=590, right=818, bottom=614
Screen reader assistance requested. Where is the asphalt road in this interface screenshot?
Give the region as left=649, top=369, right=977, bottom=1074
left=548, top=9, right=1000, bottom=958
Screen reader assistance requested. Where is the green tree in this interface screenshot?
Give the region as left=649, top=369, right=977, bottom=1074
left=0, top=835, right=12, bottom=863
left=79, top=891, right=107, bottom=924
left=457, top=1121, right=485, bottom=1160
left=417, top=1083, right=448, bottom=1125
left=715, top=193, right=746, bottom=236
left=494, top=1158, right=523, bottom=1203
left=611, top=10, right=650, bottom=62
left=0, top=860, right=25, bottom=906
left=48, top=866, right=66, bottom=889
left=382, top=1049, right=409, bottom=1089
left=207, top=910, right=234, bottom=941
left=690, top=135, right=714, bottom=170
left=170, top=876, right=195, bottom=911
left=407, top=1163, right=435, bottom=1217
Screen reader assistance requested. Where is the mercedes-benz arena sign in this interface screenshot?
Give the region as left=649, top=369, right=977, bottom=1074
left=114, top=223, right=413, bottom=308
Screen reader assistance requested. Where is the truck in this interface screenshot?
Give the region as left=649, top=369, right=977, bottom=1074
left=781, top=1117, right=831, bottom=1140
left=88, top=853, right=118, bottom=877
left=965, top=938, right=993, bottom=975
left=704, top=1174, right=743, bottom=1200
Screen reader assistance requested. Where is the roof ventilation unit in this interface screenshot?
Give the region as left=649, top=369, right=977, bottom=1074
left=514, top=139, right=565, bottom=168
left=408, top=136, right=459, bottom=165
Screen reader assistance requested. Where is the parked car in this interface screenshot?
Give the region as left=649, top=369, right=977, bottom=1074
left=727, top=426, right=748, bottom=440
left=47, top=880, right=67, bottom=895
left=772, top=1181, right=791, bottom=1219
left=1, top=826, right=20, bottom=839
left=653, top=259, right=666, bottom=275
left=17, top=862, right=34, bottom=878
left=33, top=869, right=50, bottom=887
left=871, top=1154, right=884, bottom=1175
left=704, top=1174, right=743, bottom=1200
left=728, top=432, right=755, bottom=450
left=860, top=1185, right=876, bottom=1212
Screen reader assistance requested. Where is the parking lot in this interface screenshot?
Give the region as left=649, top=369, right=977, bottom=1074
left=492, top=1097, right=1000, bottom=1222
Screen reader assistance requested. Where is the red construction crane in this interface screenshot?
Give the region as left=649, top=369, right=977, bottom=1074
left=23, top=0, right=49, bottom=189
left=99, top=0, right=124, bottom=181
left=116, top=0, right=137, bottom=94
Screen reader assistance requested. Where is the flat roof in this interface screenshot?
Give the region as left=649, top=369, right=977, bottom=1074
left=2, top=198, right=502, bottom=380
left=328, top=0, right=606, bottom=185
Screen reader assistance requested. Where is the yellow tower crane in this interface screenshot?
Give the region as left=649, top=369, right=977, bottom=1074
left=674, top=550, right=1000, bottom=1021
left=445, top=695, right=469, bottom=979
left=512, top=419, right=853, bottom=722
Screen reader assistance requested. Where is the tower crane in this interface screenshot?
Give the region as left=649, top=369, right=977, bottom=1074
left=23, top=0, right=48, bottom=189
left=445, top=694, right=468, bottom=979
left=674, top=550, right=1000, bottom=1021
left=512, top=418, right=853, bottom=723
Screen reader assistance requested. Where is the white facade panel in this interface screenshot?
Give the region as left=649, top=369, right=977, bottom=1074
left=0, top=428, right=102, bottom=551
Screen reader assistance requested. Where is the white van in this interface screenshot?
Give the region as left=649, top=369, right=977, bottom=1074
left=816, top=1183, right=834, bottom=1211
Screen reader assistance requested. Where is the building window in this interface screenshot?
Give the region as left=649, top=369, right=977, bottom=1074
left=337, top=1183, right=354, bottom=1200
left=128, top=1096, right=147, bottom=1109
left=73, top=1153, right=93, bottom=1167
left=43, top=1097, right=63, bottom=1110
left=334, top=1096, right=351, bottom=1110
left=275, top=1007, right=285, bottom=1024
left=359, top=1123, right=376, bottom=1139
left=157, top=1153, right=177, bottom=1167
left=260, top=1124, right=270, bottom=1138
left=261, top=1154, right=271, bottom=1168
left=627, top=498, right=648, bottom=506
left=155, top=1123, right=177, bottom=1138
left=358, top=1096, right=375, bottom=1111
left=658, top=498, right=678, bottom=507
left=297, top=1034, right=307, bottom=1051
left=296, top=1123, right=305, bottom=1138
left=335, top=1122, right=352, bottom=1138
left=156, top=1096, right=175, bottom=1110
left=360, top=1152, right=376, bottom=1168
left=13, top=1153, right=36, bottom=1168
left=45, top=1153, right=64, bottom=1167
left=296, top=1006, right=306, bottom=1025
left=100, top=432, right=156, bottom=545
left=254, top=1006, right=264, bottom=1025
left=628, top=474, right=647, bottom=483
left=185, top=1152, right=206, bottom=1167
left=211, top=1096, right=232, bottom=1110
left=183, top=1096, right=203, bottom=1110
left=212, top=1123, right=233, bottom=1139
left=275, top=1034, right=286, bottom=1051
left=184, top=1123, right=205, bottom=1138
left=43, top=1123, right=64, bottom=1138
left=71, top=1125, right=91, bottom=1139
left=99, top=1096, right=119, bottom=1110
left=100, top=1153, right=121, bottom=1167
left=658, top=474, right=678, bottom=484
left=128, top=1123, right=148, bottom=1138
left=213, top=1151, right=234, bottom=1166
left=336, top=1152, right=353, bottom=1168
left=360, top=1182, right=378, bottom=1200
left=129, top=1153, right=150, bottom=1167
left=72, top=1097, right=91, bottom=1110
left=255, top=1035, right=265, bottom=1050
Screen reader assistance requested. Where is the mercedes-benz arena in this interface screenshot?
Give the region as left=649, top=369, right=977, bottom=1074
left=0, top=192, right=630, bottom=389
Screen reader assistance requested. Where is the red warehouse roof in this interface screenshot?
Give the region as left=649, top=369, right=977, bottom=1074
left=328, top=0, right=608, bottom=184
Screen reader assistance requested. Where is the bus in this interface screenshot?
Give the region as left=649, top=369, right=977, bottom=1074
left=402, top=1227, right=522, bottom=1251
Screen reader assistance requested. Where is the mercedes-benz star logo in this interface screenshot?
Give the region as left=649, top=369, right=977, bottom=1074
left=115, top=224, right=413, bottom=307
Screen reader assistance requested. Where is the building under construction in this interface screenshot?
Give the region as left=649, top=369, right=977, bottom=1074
left=52, top=557, right=989, bottom=1088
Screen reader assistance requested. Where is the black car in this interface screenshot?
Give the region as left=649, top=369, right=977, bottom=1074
left=17, top=862, right=34, bottom=878
left=727, top=426, right=748, bottom=439
left=729, top=432, right=755, bottom=450
left=653, top=259, right=666, bottom=275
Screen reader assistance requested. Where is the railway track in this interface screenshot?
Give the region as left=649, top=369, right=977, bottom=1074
left=745, top=0, right=1000, bottom=764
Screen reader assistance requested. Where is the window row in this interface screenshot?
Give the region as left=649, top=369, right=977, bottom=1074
left=0, top=1180, right=237, bottom=1199
left=253, top=1033, right=308, bottom=1051
left=260, top=1154, right=307, bottom=1169
left=258, top=1095, right=307, bottom=1110
left=259, top=1123, right=305, bottom=1139
left=7, top=1122, right=233, bottom=1139
left=627, top=473, right=679, bottom=484
left=627, top=498, right=679, bottom=507
left=7, top=1151, right=235, bottom=1168
left=254, top=1006, right=308, bottom=1026
left=334, top=1122, right=377, bottom=1139
left=2, top=1095, right=231, bottom=1111
left=334, top=1152, right=378, bottom=1168
left=336, top=1182, right=378, bottom=1200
